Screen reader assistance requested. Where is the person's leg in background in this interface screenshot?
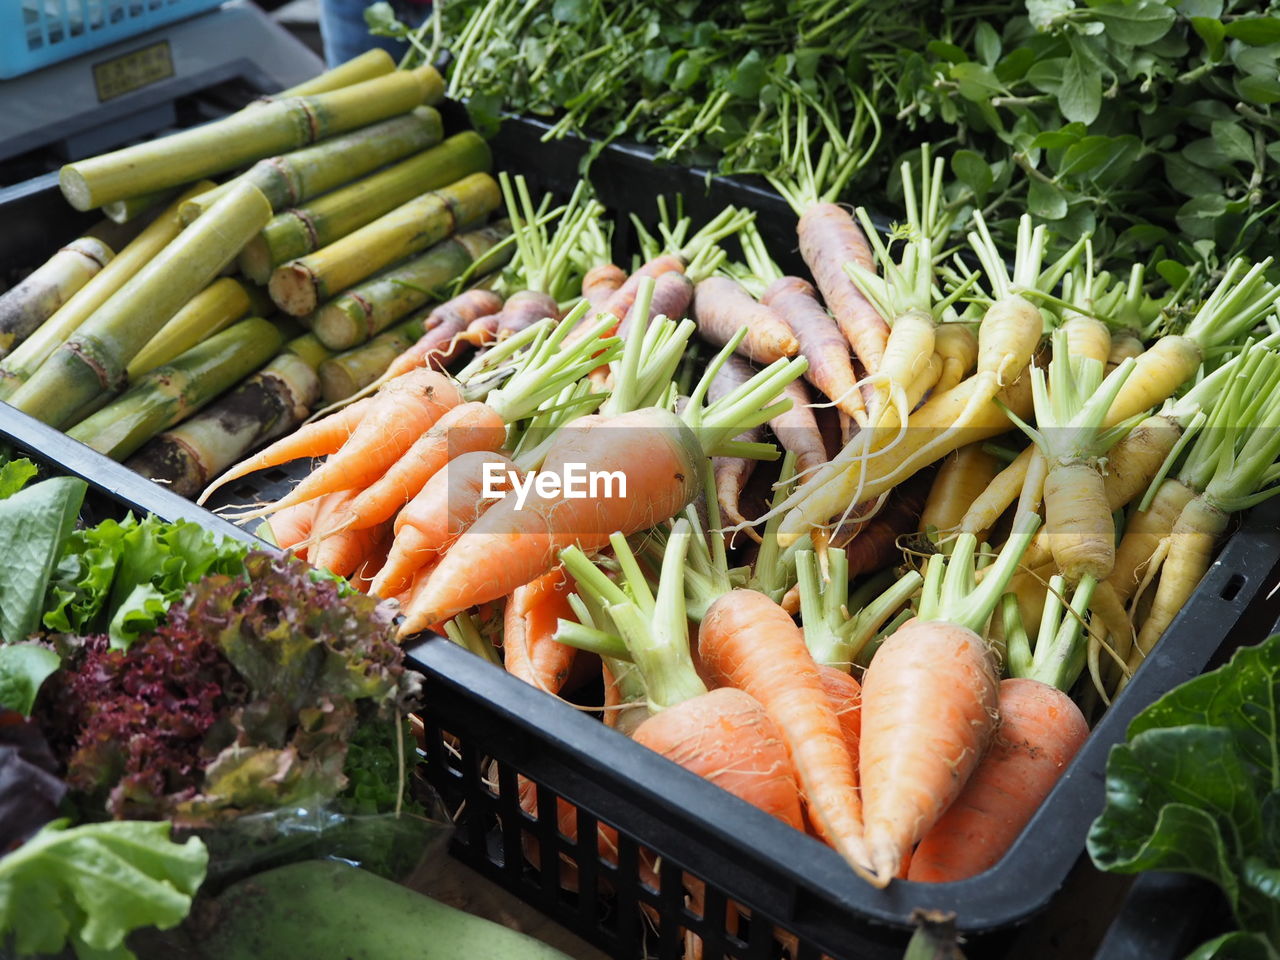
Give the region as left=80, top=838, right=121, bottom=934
left=319, top=0, right=431, bottom=68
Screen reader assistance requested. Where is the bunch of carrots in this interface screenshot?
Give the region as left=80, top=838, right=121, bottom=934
left=201, top=146, right=1280, bottom=917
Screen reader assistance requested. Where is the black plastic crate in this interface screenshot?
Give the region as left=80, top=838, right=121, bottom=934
left=5, top=118, right=1280, bottom=960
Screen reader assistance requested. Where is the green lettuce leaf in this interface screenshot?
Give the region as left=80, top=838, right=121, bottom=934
left=0, top=818, right=207, bottom=960
left=0, top=476, right=85, bottom=645
left=0, top=457, right=38, bottom=500
left=1088, top=634, right=1280, bottom=952
left=0, top=642, right=60, bottom=715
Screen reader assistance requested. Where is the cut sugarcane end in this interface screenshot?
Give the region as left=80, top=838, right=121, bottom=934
left=268, top=262, right=319, bottom=317
left=59, top=167, right=95, bottom=212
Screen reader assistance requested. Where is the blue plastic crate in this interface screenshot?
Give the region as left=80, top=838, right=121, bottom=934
left=0, top=0, right=226, bottom=80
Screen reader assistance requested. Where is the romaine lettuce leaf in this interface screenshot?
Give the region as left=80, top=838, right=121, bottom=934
left=0, top=476, right=85, bottom=645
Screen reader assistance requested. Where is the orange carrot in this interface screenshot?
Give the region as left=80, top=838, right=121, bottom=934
left=459, top=311, right=502, bottom=348
left=349, top=523, right=395, bottom=594
left=582, top=263, right=626, bottom=311
left=707, top=354, right=764, bottom=529
left=692, top=276, right=799, bottom=364
left=699, top=589, right=873, bottom=882
left=264, top=497, right=321, bottom=553
left=503, top=567, right=579, bottom=695
left=769, top=378, right=826, bottom=477
left=817, top=665, right=861, bottom=770
left=762, top=275, right=864, bottom=422
left=496, top=289, right=561, bottom=339
left=249, top=367, right=462, bottom=517
left=859, top=617, right=999, bottom=881
left=339, top=401, right=506, bottom=531
left=632, top=687, right=804, bottom=830
left=197, top=395, right=374, bottom=504
left=797, top=203, right=889, bottom=374
left=372, top=450, right=517, bottom=599
left=603, top=254, right=685, bottom=320
left=398, top=407, right=702, bottom=633
left=308, top=490, right=389, bottom=578
left=384, top=288, right=503, bottom=381
left=908, top=678, right=1088, bottom=882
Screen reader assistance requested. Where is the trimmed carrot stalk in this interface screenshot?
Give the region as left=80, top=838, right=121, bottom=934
left=399, top=407, right=704, bottom=634
left=268, top=172, right=501, bottom=317
left=860, top=617, right=1000, bottom=881
left=246, top=367, right=463, bottom=517
left=907, top=678, right=1089, bottom=882
left=617, top=271, right=693, bottom=340
left=340, top=401, right=506, bottom=531
left=699, top=589, right=874, bottom=882
left=797, top=202, right=888, bottom=374
left=582, top=263, right=626, bottom=311
left=310, top=223, right=510, bottom=349
left=691, top=276, right=799, bottom=364
left=632, top=687, right=805, bottom=830
left=197, top=394, right=373, bottom=504
left=762, top=275, right=863, bottom=422
left=920, top=445, right=1002, bottom=536
left=0, top=236, right=113, bottom=359
left=503, top=567, right=579, bottom=695
left=59, top=66, right=444, bottom=211
left=238, top=132, right=492, bottom=284
left=372, top=450, right=517, bottom=598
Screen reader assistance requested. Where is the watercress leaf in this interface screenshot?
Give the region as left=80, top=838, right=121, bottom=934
left=1057, top=135, right=1126, bottom=177
left=362, top=2, right=406, bottom=38
left=1186, top=930, right=1280, bottom=960
left=0, top=643, right=59, bottom=715
left=1028, top=177, right=1069, bottom=219
left=0, top=459, right=36, bottom=501
left=1192, top=17, right=1228, bottom=61
left=1165, top=154, right=1225, bottom=196
left=951, top=149, right=994, bottom=199
left=1184, top=136, right=1232, bottom=169
left=1212, top=120, right=1256, bottom=164
left=1224, top=18, right=1280, bottom=46
left=1242, top=856, right=1280, bottom=902
left=1027, top=56, right=1069, bottom=94
left=951, top=62, right=1004, bottom=102
left=995, top=45, right=1037, bottom=83
left=1028, top=0, right=1074, bottom=32
left=551, top=0, right=589, bottom=25
left=1237, top=74, right=1280, bottom=105
left=1090, top=2, right=1177, bottom=46
left=1157, top=259, right=1191, bottom=288
left=1178, top=0, right=1223, bottom=17
left=1032, top=122, right=1087, bottom=149
left=0, top=819, right=207, bottom=957
left=1232, top=45, right=1280, bottom=78
left=1177, top=195, right=1230, bottom=239
left=1058, top=50, right=1102, bottom=124
left=726, top=50, right=767, bottom=98
left=975, top=22, right=1001, bottom=67
left=0, top=477, right=84, bottom=646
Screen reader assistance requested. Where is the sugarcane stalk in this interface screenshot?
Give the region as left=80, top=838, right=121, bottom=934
left=180, top=107, right=444, bottom=224
left=59, top=66, right=444, bottom=211
left=66, top=316, right=284, bottom=460
left=126, top=348, right=322, bottom=497
left=9, top=182, right=273, bottom=427
left=260, top=49, right=396, bottom=102
left=283, top=330, right=336, bottom=370
left=103, top=187, right=178, bottom=224
left=318, top=316, right=425, bottom=403
left=237, top=131, right=491, bottom=285
left=0, top=183, right=214, bottom=401
left=0, top=237, right=114, bottom=359
left=310, top=224, right=510, bottom=350
left=268, top=171, right=500, bottom=318
left=126, top=277, right=257, bottom=380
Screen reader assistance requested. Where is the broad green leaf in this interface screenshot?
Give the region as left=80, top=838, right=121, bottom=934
left=951, top=62, right=1003, bottom=102
left=928, top=40, right=968, bottom=64
left=1057, top=135, right=1135, bottom=178
left=1237, top=74, right=1280, bottom=105
left=1212, top=120, right=1256, bottom=165
left=0, top=819, right=207, bottom=958
left=0, top=477, right=84, bottom=646
left=1091, top=2, right=1177, bottom=46
left=551, top=0, right=589, bottom=24
left=1177, top=0, right=1223, bottom=16
left=0, top=459, right=37, bottom=501
left=1028, top=0, right=1073, bottom=31
left=1177, top=195, right=1230, bottom=239
left=1192, top=17, right=1227, bottom=60
left=726, top=50, right=766, bottom=98
left=1028, top=177, right=1068, bottom=219
left=975, top=22, right=1002, bottom=67
left=1187, top=931, right=1280, bottom=960
left=1058, top=50, right=1101, bottom=124
left=951, top=149, right=994, bottom=199
left=1184, top=136, right=1232, bottom=170
left=0, top=643, right=58, bottom=715
left=1232, top=45, right=1280, bottom=78
left=1027, top=56, right=1069, bottom=94
left=1165, top=154, right=1225, bottom=196
left=1032, top=123, right=1087, bottom=149
left=1225, top=18, right=1280, bottom=46
left=1157, top=259, right=1191, bottom=287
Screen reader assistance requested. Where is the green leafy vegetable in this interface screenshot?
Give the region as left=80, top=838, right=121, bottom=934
left=0, top=818, right=207, bottom=960
left=43, top=514, right=248, bottom=649
left=0, top=476, right=85, bottom=646
left=1088, top=634, right=1280, bottom=957
left=0, top=643, right=59, bottom=715
left=0, top=457, right=37, bottom=500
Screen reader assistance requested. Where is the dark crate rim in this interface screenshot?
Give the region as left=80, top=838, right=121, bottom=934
left=405, top=493, right=1280, bottom=938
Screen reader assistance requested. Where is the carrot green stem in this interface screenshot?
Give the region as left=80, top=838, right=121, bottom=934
left=918, top=514, right=1041, bottom=636
left=444, top=613, right=501, bottom=666
left=1182, top=257, right=1280, bottom=352
left=1012, top=574, right=1097, bottom=691
left=799, top=551, right=924, bottom=669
